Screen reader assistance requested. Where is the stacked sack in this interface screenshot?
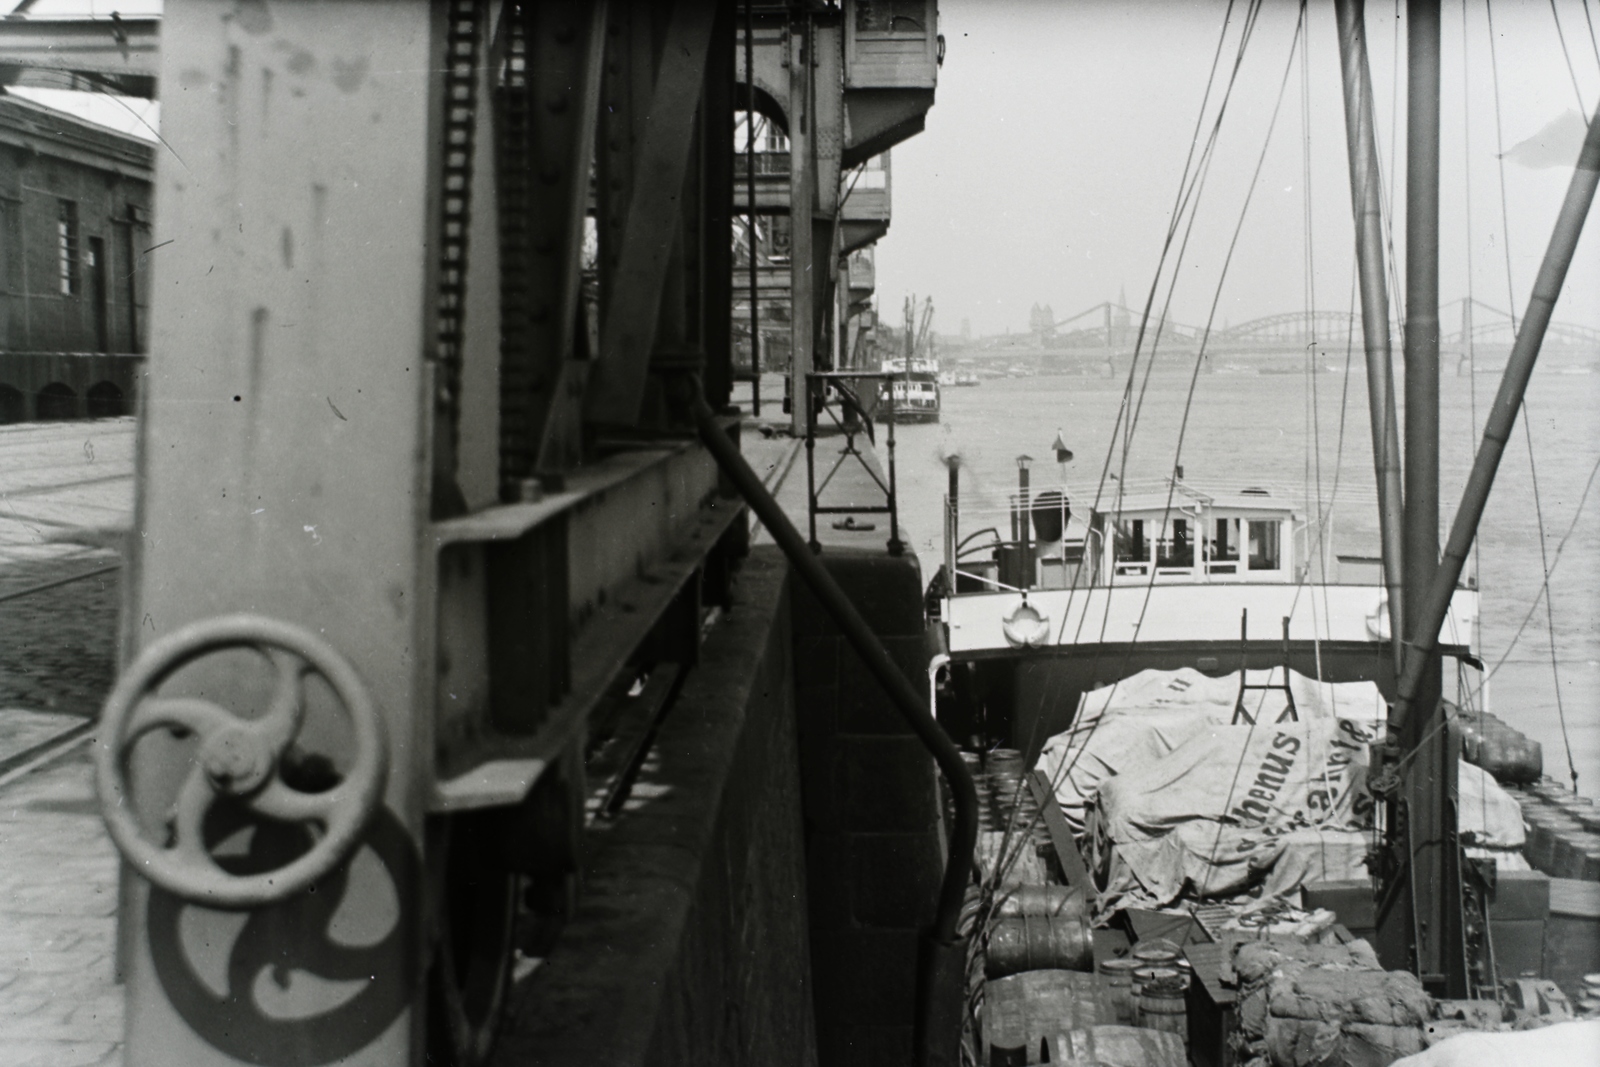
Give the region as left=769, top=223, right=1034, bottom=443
left=1232, top=939, right=1435, bottom=1067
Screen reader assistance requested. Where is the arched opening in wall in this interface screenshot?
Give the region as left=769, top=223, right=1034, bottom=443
left=733, top=87, right=791, bottom=379
left=87, top=381, right=126, bottom=418
left=0, top=386, right=25, bottom=425
left=732, top=84, right=788, bottom=136
left=36, top=383, right=78, bottom=421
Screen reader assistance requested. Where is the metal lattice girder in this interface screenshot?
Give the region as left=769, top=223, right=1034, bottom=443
left=0, top=15, right=159, bottom=98
left=585, top=0, right=720, bottom=429
left=493, top=0, right=609, bottom=489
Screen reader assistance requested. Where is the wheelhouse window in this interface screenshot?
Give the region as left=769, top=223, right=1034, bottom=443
left=1248, top=519, right=1281, bottom=571
left=1212, top=517, right=1239, bottom=561
left=57, top=200, right=80, bottom=296
left=1115, top=518, right=1148, bottom=563
left=1157, top=517, right=1194, bottom=568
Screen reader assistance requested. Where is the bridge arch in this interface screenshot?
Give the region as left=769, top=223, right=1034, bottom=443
left=87, top=381, right=127, bottom=418
left=1214, top=311, right=1362, bottom=345
left=36, top=382, right=78, bottom=421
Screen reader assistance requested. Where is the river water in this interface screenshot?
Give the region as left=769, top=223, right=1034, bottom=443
left=881, top=350, right=1600, bottom=794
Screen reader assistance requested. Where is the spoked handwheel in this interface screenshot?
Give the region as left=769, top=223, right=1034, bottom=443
left=428, top=812, right=520, bottom=1066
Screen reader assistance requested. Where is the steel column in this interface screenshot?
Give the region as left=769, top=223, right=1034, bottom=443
left=117, top=4, right=440, bottom=1062
left=586, top=0, right=720, bottom=428
left=1387, top=0, right=1465, bottom=998
left=787, top=12, right=814, bottom=436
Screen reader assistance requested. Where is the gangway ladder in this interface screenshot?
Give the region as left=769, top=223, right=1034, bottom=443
left=1233, top=609, right=1299, bottom=725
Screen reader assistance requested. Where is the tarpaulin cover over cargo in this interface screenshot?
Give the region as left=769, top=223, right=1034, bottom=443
left=1036, top=667, right=1385, bottom=834
left=1088, top=716, right=1380, bottom=910
left=1034, top=668, right=1527, bottom=910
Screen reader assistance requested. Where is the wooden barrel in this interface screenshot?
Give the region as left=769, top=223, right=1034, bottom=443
left=1135, top=973, right=1188, bottom=1042
left=1475, top=726, right=1543, bottom=783
left=1042, top=1025, right=1185, bottom=1067
left=987, top=748, right=1026, bottom=777
left=994, top=883, right=1086, bottom=919
left=1131, top=942, right=1181, bottom=969
left=1099, top=957, right=1140, bottom=1025
left=1553, top=833, right=1587, bottom=878
left=985, top=914, right=1093, bottom=977
left=1131, top=966, right=1182, bottom=1003
left=1526, top=814, right=1580, bottom=872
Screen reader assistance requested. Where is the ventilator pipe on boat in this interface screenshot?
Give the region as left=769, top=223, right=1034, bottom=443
left=944, top=454, right=960, bottom=593
left=694, top=397, right=977, bottom=1067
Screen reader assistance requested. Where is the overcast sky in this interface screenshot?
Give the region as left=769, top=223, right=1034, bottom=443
left=877, top=0, right=1600, bottom=337
left=13, top=0, right=1598, bottom=338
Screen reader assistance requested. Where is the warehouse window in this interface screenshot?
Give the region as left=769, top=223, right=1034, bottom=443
left=58, top=200, right=80, bottom=295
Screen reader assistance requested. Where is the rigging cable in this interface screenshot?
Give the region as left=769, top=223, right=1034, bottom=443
left=1582, top=0, right=1600, bottom=70
left=1298, top=9, right=1331, bottom=698
left=1053, top=0, right=1261, bottom=653
left=1522, top=408, right=1580, bottom=790
left=1120, top=0, right=1270, bottom=493
left=1486, top=0, right=1580, bottom=789
left=1040, top=0, right=1278, bottom=805
left=1119, top=0, right=1266, bottom=476
left=1133, top=0, right=1317, bottom=889
left=1044, top=0, right=1313, bottom=890
left=1062, top=0, right=1260, bottom=668
left=1110, top=0, right=1269, bottom=547
left=1548, top=0, right=1593, bottom=119
left=1467, top=451, right=1600, bottom=695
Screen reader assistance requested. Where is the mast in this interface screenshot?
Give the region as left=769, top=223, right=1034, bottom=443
left=1332, top=0, right=1406, bottom=670
left=1377, top=0, right=1469, bottom=998
left=1402, top=0, right=1442, bottom=744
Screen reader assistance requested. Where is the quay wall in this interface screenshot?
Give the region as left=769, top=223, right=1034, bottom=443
left=496, top=549, right=818, bottom=1066
left=494, top=535, right=948, bottom=1067
left=792, top=548, right=946, bottom=1067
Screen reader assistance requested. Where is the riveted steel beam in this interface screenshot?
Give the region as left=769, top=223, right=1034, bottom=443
left=0, top=15, right=159, bottom=98
left=492, top=0, right=610, bottom=489
left=585, top=0, right=720, bottom=429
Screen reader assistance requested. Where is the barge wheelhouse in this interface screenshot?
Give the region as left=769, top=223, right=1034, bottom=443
left=935, top=476, right=1481, bottom=757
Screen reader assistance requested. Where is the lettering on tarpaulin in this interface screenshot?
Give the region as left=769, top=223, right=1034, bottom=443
left=1231, top=731, right=1301, bottom=823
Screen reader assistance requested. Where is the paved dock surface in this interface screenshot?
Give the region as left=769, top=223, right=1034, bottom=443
left=0, top=411, right=806, bottom=1065
left=0, top=744, right=122, bottom=1067
left=0, top=420, right=131, bottom=1065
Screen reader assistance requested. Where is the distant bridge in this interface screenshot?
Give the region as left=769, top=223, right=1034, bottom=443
left=1037, top=298, right=1600, bottom=355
